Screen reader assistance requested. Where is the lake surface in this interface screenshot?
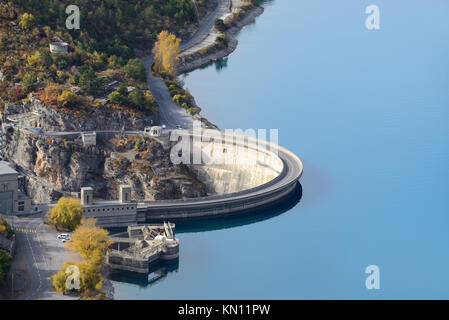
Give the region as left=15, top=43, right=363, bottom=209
left=113, top=0, right=449, bottom=299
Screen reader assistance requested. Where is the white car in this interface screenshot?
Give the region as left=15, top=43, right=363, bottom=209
left=57, top=233, right=70, bottom=240
left=175, top=125, right=183, bottom=130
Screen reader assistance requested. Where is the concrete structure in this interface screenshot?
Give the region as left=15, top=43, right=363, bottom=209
left=136, top=131, right=303, bottom=221
left=49, top=42, right=68, bottom=54
left=0, top=162, right=32, bottom=215
left=107, top=223, right=179, bottom=274
left=144, top=126, right=162, bottom=137
left=119, top=185, right=131, bottom=203
left=82, top=132, right=96, bottom=146
left=81, top=185, right=139, bottom=228
left=75, top=131, right=301, bottom=226
left=80, top=187, right=93, bottom=205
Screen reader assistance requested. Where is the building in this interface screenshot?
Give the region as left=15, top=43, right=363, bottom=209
left=0, top=162, right=32, bottom=215
left=82, top=132, right=96, bottom=146
left=144, top=126, right=162, bottom=137
left=49, top=42, right=69, bottom=54
left=81, top=185, right=139, bottom=228
left=107, top=223, right=179, bottom=274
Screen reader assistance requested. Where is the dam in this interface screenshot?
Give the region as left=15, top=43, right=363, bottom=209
left=135, top=129, right=303, bottom=222
left=73, top=129, right=302, bottom=225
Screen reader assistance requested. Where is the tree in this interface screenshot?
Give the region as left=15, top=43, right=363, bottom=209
left=78, top=66, right=105, bottom=94
left=19, top=13, right=35, bottom=30
left=129, top=87, right=145, bottom=108
left=22, top=74, right=36, bottom=92
left=152, top=31, right=181, bottom=76
left=58, top=90, right=79, bottom=108
left=66, top=218, right=113, bottom=267
left=52, top=261, right=103, bottom=294
left=27, top=49, right=53, bottom=69
left=108, top=91, right=127, bottom=105
left=0, top=250, right=12, bottom=284
left=123, top=59, right=146, bottom=82
left=48, top=197, right=83, bottom=231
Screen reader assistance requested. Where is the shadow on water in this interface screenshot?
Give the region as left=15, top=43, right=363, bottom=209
left=175, top=182, right=303, bottom=234
left=109, top=259, right=179, bottom=288
left=109, top=183, right=302, bottom=236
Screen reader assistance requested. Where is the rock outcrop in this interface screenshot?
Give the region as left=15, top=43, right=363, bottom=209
left=1, top=123, right=207, bottom=204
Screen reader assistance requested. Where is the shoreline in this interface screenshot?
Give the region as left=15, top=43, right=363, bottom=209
left=106, top=3, right=267, bottom=299
left=178, top=5, right=265, bottom=74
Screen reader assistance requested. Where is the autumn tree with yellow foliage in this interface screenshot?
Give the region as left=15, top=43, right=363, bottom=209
left=47, top=197, right=83, bottom=231
left=52, top=261, right=103, bottom=295
left=66, top=218, right=113, bottom=268
left=152, top=31, right=181, bottom=76
left=52, top=218, right=113, bottom=298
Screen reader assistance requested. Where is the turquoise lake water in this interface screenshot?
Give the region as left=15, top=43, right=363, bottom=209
left=112, top=0, right=449, bottom=299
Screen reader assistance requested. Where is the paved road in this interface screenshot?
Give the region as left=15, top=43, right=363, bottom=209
left=180, top=0, right=231, bottom=56
left=142, top=0, right=230, bottom=130
left=142, top=56, right=194, bottom=130
left=7, top=211, right=80, bottom=300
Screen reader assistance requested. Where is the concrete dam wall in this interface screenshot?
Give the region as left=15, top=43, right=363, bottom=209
left=185, top=135, right=284, bottom=195
left=137, top=131, right=303, bottom=221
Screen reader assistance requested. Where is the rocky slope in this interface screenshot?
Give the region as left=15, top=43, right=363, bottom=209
left=1, top=116, right=207, bottom=203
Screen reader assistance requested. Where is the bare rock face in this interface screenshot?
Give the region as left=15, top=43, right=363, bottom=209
left=103, top=136, right=207, bottom=201
left=4, top=96, right=157, bottom=132
left=2, top=127, right=207, bottom=203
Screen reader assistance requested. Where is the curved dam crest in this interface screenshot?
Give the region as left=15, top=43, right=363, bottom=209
left=137, top=130, right=303, bottom=221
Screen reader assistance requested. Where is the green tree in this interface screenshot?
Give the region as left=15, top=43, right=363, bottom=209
left=0, top=249, right=12, bottom=284
left=79, top=66, right=105, bottom=94
left=129, top=87, right=145, bottom=108
left=123, top=59, right=146, bottom=82
left=47, top=197, right=83, bottom=231
left=58, top=90, right=80, bottom=108
left=108, top=91, right=127, bottom=105
left=21, top=74, right=36, bottom=92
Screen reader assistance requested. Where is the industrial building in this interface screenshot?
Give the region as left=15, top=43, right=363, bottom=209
left=0, top=161, right=33, bottom=215
left=80, top=185, right=141, bottom=228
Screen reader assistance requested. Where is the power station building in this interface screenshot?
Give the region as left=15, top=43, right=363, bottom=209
left=0, top=161, right=33, bottom=215
left=80, top=185, right=140, bottom=228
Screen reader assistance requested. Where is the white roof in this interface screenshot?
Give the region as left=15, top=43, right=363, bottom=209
left=0, top=161, right=18, bottom=175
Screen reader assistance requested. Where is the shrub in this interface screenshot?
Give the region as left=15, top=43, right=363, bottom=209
left=21, top=74, right=36, bottom=92
left=214, top=18, right=227, bottom=32
left=0, top=250, right=12, bottom=284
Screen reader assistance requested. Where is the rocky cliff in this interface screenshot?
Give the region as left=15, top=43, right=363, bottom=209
left=1, top=115, right=207, bottom=203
